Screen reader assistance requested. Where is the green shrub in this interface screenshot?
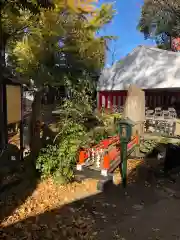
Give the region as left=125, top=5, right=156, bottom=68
left=36, top=120, right=86, bottom=184
left=36, top=145, right=60, bottom=178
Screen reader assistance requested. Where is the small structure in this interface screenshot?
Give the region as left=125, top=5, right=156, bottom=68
left=123, top=84, right=145, bottom=136
left=0, top=74, right=23, bottom=155
left=119, top=118, right=134, bottom=143
left=6, top=81, right=22, bottom=126
left=97, top=45, right=180, bottom=112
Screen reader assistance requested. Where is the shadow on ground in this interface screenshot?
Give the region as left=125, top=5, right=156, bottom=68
left=0, top=123, right=58, bottom=224
left=1, top=147, right=180, bottom=239
left=0, top=160, right=39, bottom=225
left=0, top=103, right=62, bottom=226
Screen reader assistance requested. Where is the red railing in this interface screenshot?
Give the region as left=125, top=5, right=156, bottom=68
left=78, top=135, right=139, bottom=170
left=78, top=135, right=119, bottom=164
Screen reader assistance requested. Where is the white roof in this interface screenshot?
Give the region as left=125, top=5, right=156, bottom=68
left=98, top=45, right=180, bottom=91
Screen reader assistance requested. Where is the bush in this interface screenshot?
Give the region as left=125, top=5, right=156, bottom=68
left=36, top=144, right=75, bottom=184
left=36, top=121, right=86, bottom=184
left=36, top=85, right=93, bottom=184
left=36, top=145, right=60, bottom=178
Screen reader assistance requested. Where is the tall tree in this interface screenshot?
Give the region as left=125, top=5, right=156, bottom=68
left=138, top=0, right=180, bottom=49
left=0, top=0, right=100, bottom=81
left=8, top=1, right=115, bottom=160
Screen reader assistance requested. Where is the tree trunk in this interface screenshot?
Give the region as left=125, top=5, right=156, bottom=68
left=29, top=90, right=42, bottom=165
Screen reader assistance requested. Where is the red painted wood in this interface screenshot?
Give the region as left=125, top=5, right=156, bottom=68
left=99, top=92, right=102, bottom=110
left=154, top=93, right=157, bottom=107
left=77, top=134, right=139, bottom=173
left=122, top=96, right=125, bottom=106
left=98, top=90, right=128, bottom=109
left=108, top=147, right=120, bottom=163
left=115, top=92, right=119, bottom=107
left=145, top=92, right=149, bottom=106
left=120, top=95, right=123, bottom=106
left=99, top=89, right=180, bottom=110
left=103, top=153, right=110, bottom=169
left=104, top=93, right=108, bottom=109
left=151, top=92, right=155, bottom=108
left=85, top=136, right=119, bottom=153
left=109, top=93, right=113, bottom=111
left=146, top=95, right=149, bottom=107
left=103, top=136, right=138, bottom=167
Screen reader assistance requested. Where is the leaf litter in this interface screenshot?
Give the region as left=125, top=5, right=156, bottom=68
left=0, top=160, right=143, bottom=239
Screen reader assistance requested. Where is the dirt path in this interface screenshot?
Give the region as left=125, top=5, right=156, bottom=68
left=1, top=161, right=180, bottom=240
left=115, top=197, right=180, bottom=240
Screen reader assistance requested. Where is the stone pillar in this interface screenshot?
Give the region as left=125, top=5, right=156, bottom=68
left=123, top=84, right=145, bottom=136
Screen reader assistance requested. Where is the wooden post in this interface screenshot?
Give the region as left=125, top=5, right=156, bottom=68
left=96, top=91, right=99, bottom=110
left=20, top=85, right=24, bottom=160
left=3, top=83, right=8, bottom=145
left=103, top=151, right=110, bottom=170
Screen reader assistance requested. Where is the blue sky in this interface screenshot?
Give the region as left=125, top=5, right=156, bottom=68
left=97, top=0, right=154, bottom=66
